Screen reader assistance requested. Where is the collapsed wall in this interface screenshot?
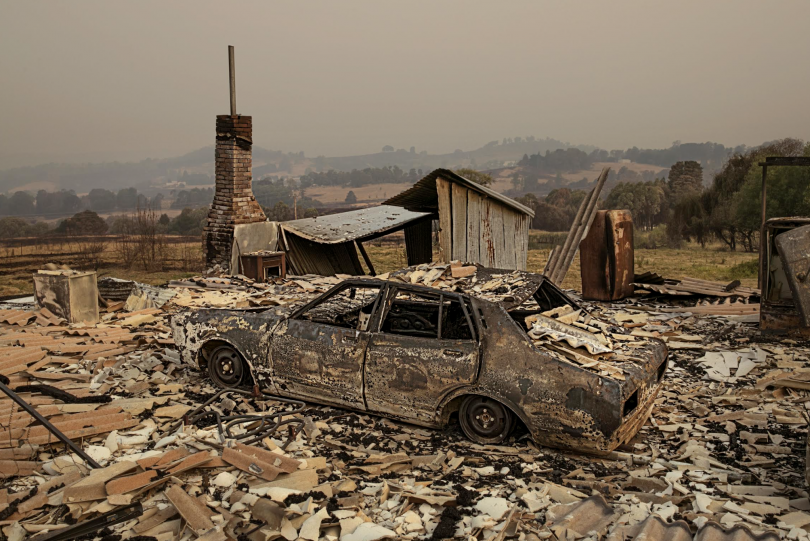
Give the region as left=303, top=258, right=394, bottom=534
left=203, top=115, right=266, bottom=271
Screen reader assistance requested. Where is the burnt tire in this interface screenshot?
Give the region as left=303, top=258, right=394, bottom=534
left=459, top=395, right=513, bottom=445
left=207, top=345, right=246, bottom=388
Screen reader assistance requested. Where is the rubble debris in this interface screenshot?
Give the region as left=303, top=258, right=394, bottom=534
left=30, top=501, right=143, bottom=541
left=633, top=276, right=760, bottom=300
left=0, top=377, right=102, bottom=468
left=0, top=263, right=808, bottom=540
left=96, top=277, right=139, bottom=302
left=178, top=388, right=305, bottom=447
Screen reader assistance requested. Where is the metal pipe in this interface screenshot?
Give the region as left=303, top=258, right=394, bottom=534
left=758, top=164, right=768, bottom=289
left=229, top=45, right=237, bottom=116
left=543, top=245, right=560, bottom=276
left=551, top=171, right=600, bottom=284
left=550, top=181, right=591, bottom=280
left=0, top=380, right=101, bottom=468
left=553, top=167, right=610, bottom=285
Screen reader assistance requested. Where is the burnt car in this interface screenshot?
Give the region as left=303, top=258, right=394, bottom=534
left=171, top=276, right=667, bottom=454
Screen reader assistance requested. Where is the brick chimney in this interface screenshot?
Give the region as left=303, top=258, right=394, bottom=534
left=202, top=114, right=266, bottom=271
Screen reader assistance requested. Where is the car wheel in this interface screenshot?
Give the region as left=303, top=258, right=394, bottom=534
left=459, top=395, right=513, bottom=444
left=208, top=345, right=246, bottom=388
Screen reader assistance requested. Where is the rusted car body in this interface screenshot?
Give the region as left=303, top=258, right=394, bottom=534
left=171, top=276, right=667, bottom=454
left=761, top=217, right=810, bottom=336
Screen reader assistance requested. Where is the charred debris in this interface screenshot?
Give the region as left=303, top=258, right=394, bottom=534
left=0, top=259, right=807, bottom=541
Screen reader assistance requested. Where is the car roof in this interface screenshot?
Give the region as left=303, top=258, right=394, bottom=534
left=331, top=278, right=475, bottom=300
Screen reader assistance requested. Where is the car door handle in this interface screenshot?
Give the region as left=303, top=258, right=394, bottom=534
left=343, top=334, right=358, bottom=343
left=443, top=349, right=464, bottom=357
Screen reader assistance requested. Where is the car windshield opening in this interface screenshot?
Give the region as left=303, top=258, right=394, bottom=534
left=299, top=285, right=381, bottom=331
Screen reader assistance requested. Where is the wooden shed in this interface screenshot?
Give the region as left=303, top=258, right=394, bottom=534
left=386, top=169, right=534, bottom=270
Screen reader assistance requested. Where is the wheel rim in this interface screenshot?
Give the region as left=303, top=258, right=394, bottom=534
left=461, top=396, right=511, bottom=442
left=209, top=347, right=244, bottom=388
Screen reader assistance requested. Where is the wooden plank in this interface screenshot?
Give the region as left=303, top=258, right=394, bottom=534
left=501, top=210, right=517, bottom=269
left=436, top=176, right=453, bottom=263
left=466, top=191, right=481, bottom=265
left=516, top=215, right=528, bottom=270
left=451, top=183, right=468, bottom=262
left=489, top=204, right=505, bottom=268
left=479, top=198, right=493, bottom=266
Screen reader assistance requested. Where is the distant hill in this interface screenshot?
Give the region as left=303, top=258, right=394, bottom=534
left=314, top=137, right=597, bottom=172
left=0, top=138, right=745, bottom=196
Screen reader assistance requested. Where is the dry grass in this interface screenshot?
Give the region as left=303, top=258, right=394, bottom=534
left=0, top=237, right=203, bottom=297
left=304, top=183, right=412, bottom=205
left=362, top=232, right=760, bottom=291
left=0, top=231, right=760, bottom=298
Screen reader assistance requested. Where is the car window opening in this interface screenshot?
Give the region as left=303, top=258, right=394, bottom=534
left=382, top=290, right=473, bottom=340
left=299, top=286, right=381, bottom=331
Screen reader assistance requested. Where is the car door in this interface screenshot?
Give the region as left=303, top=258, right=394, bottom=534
left=270, top=282, right=383, bottom=409
left=775, top=224, right=810, bottom=326
left=364, top=287, right=479, bottom=423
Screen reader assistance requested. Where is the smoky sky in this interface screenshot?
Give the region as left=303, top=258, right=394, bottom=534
left=1, top=1, right=809, bottom=167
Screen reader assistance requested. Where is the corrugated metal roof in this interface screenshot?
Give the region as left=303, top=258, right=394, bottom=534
left=384, top=168, right=535, bottom=217
left=547, top=495, right=780, bottom=541
left=280, top=205, right=432, bottom=245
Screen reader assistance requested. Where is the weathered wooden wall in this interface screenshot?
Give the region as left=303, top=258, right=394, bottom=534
left=436, top=180, right=528, bottom=270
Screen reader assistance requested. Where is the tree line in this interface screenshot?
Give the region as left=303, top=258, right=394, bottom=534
left=667, top=138, right=810, bottom=251
left=0, top=207, right=211, bottom=240
left=515, top=138, right=810, bottom=253
left=0, top=187, right=165, bottom=217
left=515, top=160, right=703, bottom=233
left=298, top=166, right=423, bottom=189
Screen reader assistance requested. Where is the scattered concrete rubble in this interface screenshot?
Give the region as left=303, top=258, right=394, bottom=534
left=0, top=264, right=807, bottom=540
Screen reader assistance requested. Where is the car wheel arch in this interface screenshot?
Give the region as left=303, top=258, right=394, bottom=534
left=437, top=388, right=531, bottom=435
left=198, top=338, right=258, bottom=385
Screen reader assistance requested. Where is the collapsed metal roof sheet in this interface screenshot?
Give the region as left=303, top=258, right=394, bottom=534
left=280, top=205, right=432, bottom=245
left=547, top=495, right=779, bottom=541
left=384, top=168, right=535, bottom=218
